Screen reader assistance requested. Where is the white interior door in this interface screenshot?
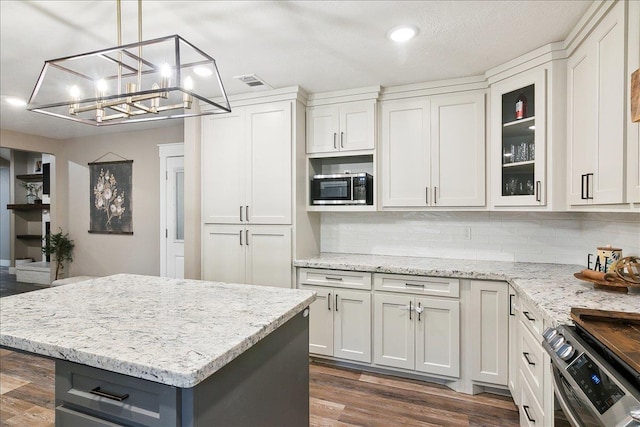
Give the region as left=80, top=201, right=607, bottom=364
left=166, top=156, right=184, bottom=279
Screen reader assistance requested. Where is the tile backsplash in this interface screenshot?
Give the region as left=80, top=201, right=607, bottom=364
left=320, top=211, right=640, bottom=265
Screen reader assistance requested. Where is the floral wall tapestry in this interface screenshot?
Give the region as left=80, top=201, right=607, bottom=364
left=88, top=160, right=133, bottom=234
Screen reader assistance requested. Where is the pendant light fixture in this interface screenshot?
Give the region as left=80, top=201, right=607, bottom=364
left=27, top=0, right=231, bottom=126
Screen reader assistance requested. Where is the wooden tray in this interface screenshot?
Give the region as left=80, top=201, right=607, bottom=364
left=574, top=272, right=630, bottom=293
left=570, top=308, right=640, bottom=374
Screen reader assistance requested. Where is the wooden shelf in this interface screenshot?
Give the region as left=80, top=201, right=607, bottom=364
left=16, top=234, right=43, bottom=241
left=6, top=203, right=50, bottom=211
left=16, top=174, right=43, bottom=182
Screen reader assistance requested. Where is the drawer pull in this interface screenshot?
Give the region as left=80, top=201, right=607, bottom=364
left=405, top=283, right=425, bottom=288
left=90, top=387, right=129, bottom=402
left=325, top=276, right=343, bottom=281
left=523, top=311, right=535, bottom=322
left=523, top=352, right=536, bottom=366
left=523, top=405, right=535, bottom=423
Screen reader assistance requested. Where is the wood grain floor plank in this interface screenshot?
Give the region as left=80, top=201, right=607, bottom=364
left=0, top=374, right=29, bottom=395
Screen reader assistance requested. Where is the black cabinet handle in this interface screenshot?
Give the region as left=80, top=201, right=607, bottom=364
left=581, top=174, right=587, bottom=200
left=340, top=131, right=344, bottom=148
left=523, top=352, right=536, bottom=366
left=240, top=206, right=243, bottom=222
left=434, top=187, right=437, bottom=204
left=586, top=173, right=593, bottom=200
left=327, top=293, right=331, bottom=311
left=245, top=230, right=249, bottom=246
left=325, top=276, right=343, bottom=281
left=523, top=405, right=535, bottom=423
left=239, top=230, right=243, bottom=246
left=535, top=181, right=541, bottom=202
left=335, top=294, right=338, bottom=312
left=90, top=387, right=129, bottom=402
left=246, top=205, right=250, bottom=221
left=418, top=302, right=422, bottom=322
left=509, top=294, right=515, bottom=316
left=425, top=187, right=429, bottom=205
left=523, top=311, right=535, bottom=322
left=409, top=300, right=412, bottom=320
left=333, top=133, right=337, bottom=149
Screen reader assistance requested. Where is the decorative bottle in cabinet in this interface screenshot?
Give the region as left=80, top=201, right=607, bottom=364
left=515, top=93, right=528, bottom=120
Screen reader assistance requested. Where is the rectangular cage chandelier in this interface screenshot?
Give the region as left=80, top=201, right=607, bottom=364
left=27, top=1, right=231, bottom=126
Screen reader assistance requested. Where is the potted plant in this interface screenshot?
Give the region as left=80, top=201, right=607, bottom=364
left=42, top=229, right=75, bottom=280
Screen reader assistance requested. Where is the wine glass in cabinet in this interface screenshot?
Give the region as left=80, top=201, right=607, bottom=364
left=491, top=70, right=546, bottom=207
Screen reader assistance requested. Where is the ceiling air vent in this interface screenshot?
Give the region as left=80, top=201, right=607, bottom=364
left=233, top=74, right=272, bottom=90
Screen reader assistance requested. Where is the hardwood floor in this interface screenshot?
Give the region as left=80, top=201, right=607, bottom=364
left=0, top=350, right=519, bottom=427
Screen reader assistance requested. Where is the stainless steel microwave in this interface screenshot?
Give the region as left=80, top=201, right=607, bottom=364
left=311, top=173, right=373, bottom=205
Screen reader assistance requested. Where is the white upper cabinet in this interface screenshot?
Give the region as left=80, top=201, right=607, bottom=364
left=380, top=91, right=485, bottom=208
left=568, top=1, right=625, bottom=205
left=202, top=102, right=292, bottom=224
left=627, top=0, right=640, bottom=204
left=431, top=92, right=485, bottom=207
left=380, top=97, right=431, bottom=207
left=307, top=100, right=375, bottom=154
left=490, top=69, right=547, bottom=207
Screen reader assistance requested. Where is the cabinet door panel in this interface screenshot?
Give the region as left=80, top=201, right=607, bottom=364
left=415, top=297, right=459, bottom=377
left=301, top=286, right=334, bottom=357
left=470, top=281, right=508, bottom=386
left=334, top=290, right=371, bottom=363
left=307, top=106, right=339, bottom=153
left=340, top=101, right=375, bottom=151
left=202, top=225, right=245, bottom=283
left=431, top=92, right=485, bottom=206
left=245, top=226, right=292, bottom=288
left=202, top=112, right=245, bottom=223
left=246, top=103, right=292, bottom=224
left=380, top=98, right=430, bottom=207
left=593, top=5, right=625, bottom=204
left=373, top=294, right=414, bottom=370
left=568, top=49, right=597, bottom=205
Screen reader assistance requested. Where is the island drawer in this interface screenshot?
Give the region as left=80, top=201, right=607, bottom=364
left=56, top=406, right=124, bottom=427
left=373, top=273, right=459, bottom=297
left=56, top=360, right=178, bottom=427
left=298, top=268, right=372, bottom=290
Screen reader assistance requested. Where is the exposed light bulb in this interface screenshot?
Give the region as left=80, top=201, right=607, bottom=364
left=193, top=66, right=213, bottom=77
left=161, top=63, right=172, bottom=78
left=69, top=85, right=81, bottom=99
left=388, top=25, right=419, bottom=43
left=95, top=79, right=108, bottom=94
left=184, top=76, right=194, bottom=90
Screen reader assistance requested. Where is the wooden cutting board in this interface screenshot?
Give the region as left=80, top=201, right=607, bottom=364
left=570, top=308, right=640, bottom=374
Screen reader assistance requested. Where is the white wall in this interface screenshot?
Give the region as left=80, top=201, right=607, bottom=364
left=321, top=211, right=640, bottom=265
left=58, top=125, right=183, bottom=277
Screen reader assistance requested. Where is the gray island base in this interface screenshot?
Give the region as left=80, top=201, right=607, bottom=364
left=0, top=274, right=315, bottom=427
left=55, top=312, right=309, bottom=427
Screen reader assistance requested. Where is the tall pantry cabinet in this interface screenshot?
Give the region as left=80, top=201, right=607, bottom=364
left=201, top=88, right=315, bottom=288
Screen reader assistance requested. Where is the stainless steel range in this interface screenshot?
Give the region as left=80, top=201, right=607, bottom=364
left=542, top=309, right=640, bottom=427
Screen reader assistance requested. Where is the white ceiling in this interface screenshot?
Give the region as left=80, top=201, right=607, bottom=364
left=0, top=0, right=592, bottom=140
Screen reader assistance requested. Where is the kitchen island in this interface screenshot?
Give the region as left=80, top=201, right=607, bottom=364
left=0, top=274, right=315, bottom=427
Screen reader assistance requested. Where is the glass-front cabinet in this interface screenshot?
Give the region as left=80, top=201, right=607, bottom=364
left=491, top=70, right=546, bottom=207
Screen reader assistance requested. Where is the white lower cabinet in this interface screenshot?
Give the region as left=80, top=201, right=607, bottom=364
left=374, top=293, right=460, bottom=378
left=469, top=280, right=509, bottom=386
left=508, top=285, right=519, bottom=404
left=202, top=224, right=292, bottom=288
left=301, top=285, right=371, bottom=363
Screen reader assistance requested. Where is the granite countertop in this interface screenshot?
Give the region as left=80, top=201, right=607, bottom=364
left=0, top=274, right=315, bottom=388
left=294, top=253, right=640, bottom=326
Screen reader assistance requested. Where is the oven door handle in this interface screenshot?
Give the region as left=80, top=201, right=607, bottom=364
left=550, top=366, right=583, bottom=427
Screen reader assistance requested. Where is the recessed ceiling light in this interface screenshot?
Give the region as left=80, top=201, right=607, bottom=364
left=388, top=25, right=419, bottom=43
left=193, top=66, right=213, bottom=77
left=5, top=96, right=27, bottom=107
